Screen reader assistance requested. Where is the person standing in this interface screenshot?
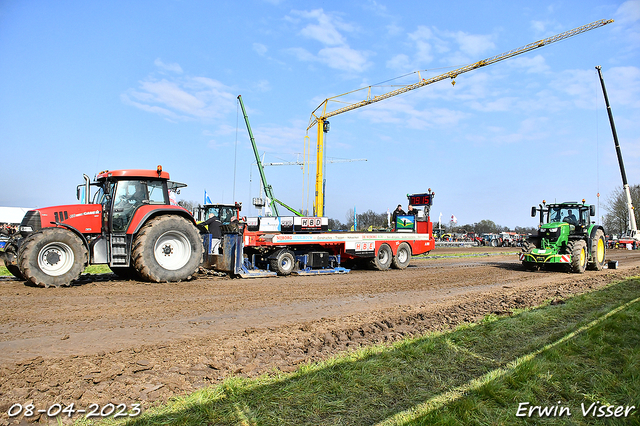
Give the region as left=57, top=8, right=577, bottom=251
left=392, top=204, right=405, bottom=230
left=406, top=205, right=418, bottom=216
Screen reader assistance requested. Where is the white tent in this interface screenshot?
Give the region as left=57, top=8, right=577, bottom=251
left=0, top=207, right=32, bottom=224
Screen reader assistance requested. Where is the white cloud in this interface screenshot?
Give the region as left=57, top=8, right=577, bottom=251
left=122, top=62, right=236, bottom=122
left=614, top=0, right=640, bottom=52
left=615, top=0, right=640, bottom=25
left=407, top=26, right=437, bottom=65
left=286, top=9, right=371, bottom=73
left=253, top=43, right=268, bottom=56
left=154, top=58, right=183, bottom=74
left=286, top=47, right=317, bottom=62
left=595, top=66, right=640, bottom=109
left=386, top=54, right=411, bottom=70
left=548, top=66, right=640, bottom=110
left=390, top=25, right=495, bottom=71
left=507, top=54, right=550, bottom=74
left=318, top=46, right=370, bottom=73
left=300, top=21, right=345, bottom=46
left=254, top=79, right=271, bottom=92
left=439, top=30, right=495, bottom=57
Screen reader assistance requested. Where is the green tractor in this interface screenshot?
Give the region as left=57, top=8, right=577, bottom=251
left=520, top=200, right=606, bottom=273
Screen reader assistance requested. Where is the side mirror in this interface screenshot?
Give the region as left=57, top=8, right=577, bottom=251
left=589, top=205, right=596, bottom=217
left=531, top=207, right=537, bottom=218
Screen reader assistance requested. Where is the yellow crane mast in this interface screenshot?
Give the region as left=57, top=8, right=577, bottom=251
left=307, top=18, right=613, bottom=217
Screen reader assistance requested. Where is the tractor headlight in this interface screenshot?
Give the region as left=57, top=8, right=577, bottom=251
left=547, top=227, right=558, bottom=233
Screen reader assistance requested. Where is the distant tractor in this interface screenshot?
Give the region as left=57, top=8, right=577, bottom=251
left=520, top=200, right=606, bottom=273
left=1, top=167, right=203, bottom=287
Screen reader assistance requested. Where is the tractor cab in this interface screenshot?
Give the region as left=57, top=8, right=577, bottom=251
left=533, top=201, right=595, bottom=247
left=201, top=203, right=242, bottom=226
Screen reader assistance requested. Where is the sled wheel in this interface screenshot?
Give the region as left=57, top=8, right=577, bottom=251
left=371, top=243, right=392, bottom=270
left=391, top=242, right=411, bottom=269
left=270, top=250, right=296, bottom=276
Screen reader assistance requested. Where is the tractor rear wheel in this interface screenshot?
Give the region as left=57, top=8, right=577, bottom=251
left=18, top=228, right=87, bottom=287
left=132, top=216, right=203, bottom=282
left=391, top=242, right=411, bottom=269
left=588, top=229, right=606, bottom=271
left=370, top=243, right=392, bottom=270
left=270, top=249, right=296, bottom=276
left=568, top=240, right=588, bottom=273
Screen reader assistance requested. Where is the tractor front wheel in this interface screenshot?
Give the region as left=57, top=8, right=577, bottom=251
left=132, top=216, right=203, bottom=282
left=18, top=228, right=87, bottom=287
left=569, top=240, right=588, bottom=274
left=588, top=229, right=606, bottom=271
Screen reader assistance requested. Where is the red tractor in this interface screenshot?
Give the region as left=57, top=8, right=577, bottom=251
left=2, top=167, right=203, bottom=287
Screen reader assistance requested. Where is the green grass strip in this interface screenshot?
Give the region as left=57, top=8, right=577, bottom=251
left=83, top=276, right=640, bottom=426
left=378, top=294, right=640, bottom=425
left=0, top=264, right=112, bottom=276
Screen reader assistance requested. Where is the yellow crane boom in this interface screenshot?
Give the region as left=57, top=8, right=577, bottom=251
left=307, top=18, right=613, bottom=217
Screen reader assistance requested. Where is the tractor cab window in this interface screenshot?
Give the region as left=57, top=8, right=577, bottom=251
left=579, top=209, right=589, bottom=226
left=92, top=181, right=113, bottom=205
left=205, top=206, right=238, bottom=225
left=112, top=180, right=148, bottom=232
left=92, top=186, right=105, bottom=205
left=147, top=180, right=167, bottom=204
left=549, top=207, right=578, bottom=226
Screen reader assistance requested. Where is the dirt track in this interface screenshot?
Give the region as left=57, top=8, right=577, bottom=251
left=1, top=247, right=639, bottom=424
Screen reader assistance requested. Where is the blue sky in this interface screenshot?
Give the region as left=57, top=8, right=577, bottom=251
left=1, top=0, right=638, bottom=229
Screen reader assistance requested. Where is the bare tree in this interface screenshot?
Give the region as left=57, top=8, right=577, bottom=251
left=344, top=208, right=355, bottom=230
left=603, top=184, right=640, bottom=235
left=357, top=210, right=387, bottom=230
left=177, top=200, right=199, bottom=214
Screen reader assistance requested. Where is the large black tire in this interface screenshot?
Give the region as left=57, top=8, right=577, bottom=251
left=17, top=228, right=87, bottom=288
left=587, top=229, right=606, bottom=271
left=391, top=242, right=411, bottom=269
left=269, top=249, right=296, bottom=276
left=569, top=240, right=588, bottom=274
left=132, top=216, right=203, bottom=283
left=370, top=243, right=392, bottom=270
left=3, top=242, right=24, bottom=280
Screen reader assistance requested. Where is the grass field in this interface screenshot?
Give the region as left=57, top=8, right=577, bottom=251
left=0, top=265, right=111, bottom=276
left=73, top=275, right=640, bottom=426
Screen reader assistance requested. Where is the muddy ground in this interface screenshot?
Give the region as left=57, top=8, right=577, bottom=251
left=0, top=247, right=639, bottom=424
